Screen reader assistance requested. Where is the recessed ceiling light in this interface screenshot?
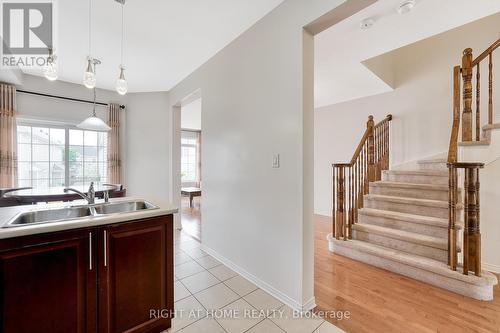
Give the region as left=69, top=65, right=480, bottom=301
left=397, top=0, right=416, bottom=15
left=360, top=18, right=375, bottom=30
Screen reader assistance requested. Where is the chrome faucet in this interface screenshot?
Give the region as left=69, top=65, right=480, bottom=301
left=102, top=183, right=120, bottom=203
left=64, top=182, right=95, bottom=204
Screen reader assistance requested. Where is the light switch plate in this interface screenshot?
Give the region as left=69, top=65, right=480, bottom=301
left=272, top=154, right=280, bottom=168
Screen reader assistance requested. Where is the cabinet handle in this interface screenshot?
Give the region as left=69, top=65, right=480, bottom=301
left=89, top=232, right=92, bottom=271
left=104, top=230, right=108, bottom=267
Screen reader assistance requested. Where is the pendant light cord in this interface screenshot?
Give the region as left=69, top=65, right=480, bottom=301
left=88, top=0, right=92, bottom=56
left=92, top=88, right=97, bottom=116
left=120, top=3, right=124, bottom=66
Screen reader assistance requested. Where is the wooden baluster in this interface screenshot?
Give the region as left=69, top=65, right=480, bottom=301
left=358, top=157, right=363, bottom=210
left=375, top=126, right=380, bottom=179
left=387, top=115, right=392, bottom=167
left=489, top=53, right=493, bottom=125
left=363, top=144, right=368, bottom=194
left=354, top=160, right=358, bottom=223
left=348, top=166, right=353, bottom=239
left=332, top=166, right=336, bottom=239
left=447, top=165, right=457, bottom=271
left=385, top=121, right=390, bottom=169
left=476, top=63, right=480, bottom=141
left=367, top=115, right=376, bottom=184
left=347, top=165, right=356, bottom=239
left=462, top=48, right=473, bottom=142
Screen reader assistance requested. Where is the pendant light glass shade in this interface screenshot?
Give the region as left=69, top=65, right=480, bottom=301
left=77, top=88, right=111, bottom=132
left=83, top=59, right=96, bottom=89
left=44, top=48, right=58, bottom=81
left=77, top=116, right=111, bottom=131
left=116, top=66, right=128, bottom=95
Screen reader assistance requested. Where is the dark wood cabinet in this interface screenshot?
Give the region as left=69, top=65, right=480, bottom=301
left=0, top=229, right=97, bottom=333
left=0, top=214, right=173, bottom=333
left=99, top=216, right=173, bottom=333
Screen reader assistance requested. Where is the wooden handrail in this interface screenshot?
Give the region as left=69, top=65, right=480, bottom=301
left=472, top=37, right=500, bottom=66
left=447, top=66, right=461, bottom=163
left=446, top=37, right=498, bottom=276
left=332, top=114, right=392, bottom=240
left=335, top=114, right=393, bottom=166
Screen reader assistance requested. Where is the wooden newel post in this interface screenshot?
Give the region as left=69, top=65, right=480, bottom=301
left=462, top=164, right=484, bottom=276
left=367, top=115, right=376, bottom=184
left=334, top=165, right=346, bottom=241
left=462, top=48, right=473, bottom=142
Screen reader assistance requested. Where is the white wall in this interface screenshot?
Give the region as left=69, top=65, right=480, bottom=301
left=181, top=98, right=201, bottom=130
left=314, top=13, right=500, bottom=217
left=124, top=92, right=171, bottom=202
left=168, top=0, right=346, bottom=310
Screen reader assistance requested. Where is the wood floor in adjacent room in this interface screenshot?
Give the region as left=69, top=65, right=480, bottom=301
left=314, top=215, right=500, bottom=333
left=181, top=196, right=201, bottom=241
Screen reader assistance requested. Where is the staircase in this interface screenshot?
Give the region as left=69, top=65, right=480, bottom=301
left=327, top=38, right=500, bottom=301
left=328, top=158, right=497, bottom=300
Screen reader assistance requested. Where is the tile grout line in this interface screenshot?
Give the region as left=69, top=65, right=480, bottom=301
left=174, top=234, right=330, bottom=333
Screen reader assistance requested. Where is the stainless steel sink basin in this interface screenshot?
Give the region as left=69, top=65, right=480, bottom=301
left=3, top=200, right=159, bottom=228
left=93, top=200, right=158, bottom=215
left=4, top=207, right=94, bottom=227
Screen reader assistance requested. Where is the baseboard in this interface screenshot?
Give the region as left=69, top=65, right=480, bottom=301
left=483, top=263, right=500, bottom=274
left=201, top=244, right=316, bottom=313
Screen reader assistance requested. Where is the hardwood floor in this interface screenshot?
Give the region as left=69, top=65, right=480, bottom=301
left=314, top=214, right=500, bottom=333
left=181, top=196, right=201, bottom=241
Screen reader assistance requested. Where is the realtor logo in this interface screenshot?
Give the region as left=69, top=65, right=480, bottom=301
left=1, top=0, right=56, bottom=68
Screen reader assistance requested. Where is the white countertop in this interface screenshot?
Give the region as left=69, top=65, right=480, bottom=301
left=0, top=197, right=178, bottom=240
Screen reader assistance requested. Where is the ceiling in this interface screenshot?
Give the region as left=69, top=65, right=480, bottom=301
left=22, top=0, right=285, bottom=93
left=315, top=0, right=500, bottom=108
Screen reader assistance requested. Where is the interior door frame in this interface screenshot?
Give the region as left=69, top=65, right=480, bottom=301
left=170, top=89, right=202, bottom=235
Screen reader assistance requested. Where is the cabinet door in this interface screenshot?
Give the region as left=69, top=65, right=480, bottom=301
left=0, top=230, right=97, bottom=333
left=98, top=215, right=173, bottom=333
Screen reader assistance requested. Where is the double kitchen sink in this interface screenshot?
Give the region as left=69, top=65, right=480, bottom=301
left=2, top=200, right=158, bottom=228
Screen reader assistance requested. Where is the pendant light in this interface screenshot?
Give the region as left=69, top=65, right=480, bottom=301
left=83, top=0, right=97, bottom=89
left=115, top=0, right=128, bottom=95
left=43, top=48, right=58, bottom=81
left=77, top=86, right=111, bottom=132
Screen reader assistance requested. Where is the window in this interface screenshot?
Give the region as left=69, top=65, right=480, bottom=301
left=17, top=124, right=108, bottom=189
left=181, top=131, right=200, bottom=183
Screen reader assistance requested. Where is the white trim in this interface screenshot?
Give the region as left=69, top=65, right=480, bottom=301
left=201, top=243, right=316, bottom=313
left=483, top=263, right=500, bottom=274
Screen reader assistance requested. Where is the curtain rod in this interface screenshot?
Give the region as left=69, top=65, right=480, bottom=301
left=16, top=89, right=126, bottom=109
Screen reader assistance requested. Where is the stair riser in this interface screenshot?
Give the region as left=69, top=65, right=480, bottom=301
left=364, top=199, right=448, bottom=219
left=353, top=230, right=447, bottom=262
left=370, top=185, right=448, bottom=201
left=382, top=173, right=448, bottom=185
left=418, top=163, right=448, bottom=171
left=329, top=239, right=495, bottom=301
left=357, top=214, right=448, bottom=238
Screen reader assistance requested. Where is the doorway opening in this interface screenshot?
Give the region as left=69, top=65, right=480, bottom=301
left=180, top=97, right=202, bottom=241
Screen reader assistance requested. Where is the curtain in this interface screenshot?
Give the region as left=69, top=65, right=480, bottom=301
left=107, top=103, right=121, bottom=184
left=0, top=83, right=18, bottom=188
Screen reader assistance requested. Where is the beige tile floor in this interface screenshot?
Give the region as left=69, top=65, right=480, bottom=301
left=164, top=230, right=344, bottom=333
